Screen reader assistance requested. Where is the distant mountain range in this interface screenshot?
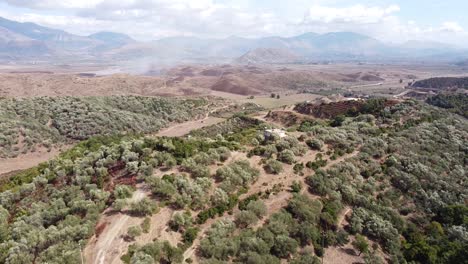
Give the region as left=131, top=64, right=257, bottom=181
left=0, top=16, right=467, bottom=64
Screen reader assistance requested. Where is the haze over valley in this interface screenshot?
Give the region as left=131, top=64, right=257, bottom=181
left=0, top=1, right=467, bottom=264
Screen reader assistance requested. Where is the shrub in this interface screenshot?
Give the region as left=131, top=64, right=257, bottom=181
left=141, top=217, right=151, bottom=233
left=277, top=150, right=296, bottom=164
left=169, top=212, right=193, bottom=232
left=352, top=234, right=369, bottom=256
left=127, top=226, right=142, bottom=241
left=271, top=235, right=298, bottom=258
left=235, top=210, right=259, bottom=227
left=291, top=181, right=302, bottom=193
left=114, top=185, right=134, bottom=199
left=130, top=198, right=158, bottom=216
left=246, top=200, right=267, bottom=218
left=183, top=227, right=199, bottom=245
left=306, top=139, right=323, bottom=151
left=216, top=160, right=260, bottom=190
left=264, top=159, right=283, bottom=174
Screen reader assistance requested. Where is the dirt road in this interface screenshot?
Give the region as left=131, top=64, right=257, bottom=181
left=0, top=147, right=67, bottom=176
left=156, top=116, right=225, bottom=137
left=85, top=188, right=147, bottom=264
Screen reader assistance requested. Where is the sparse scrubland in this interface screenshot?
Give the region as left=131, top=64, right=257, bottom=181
left=0, top=96, right=210, bottom=158
left=0, top=96, right=466, bottom=264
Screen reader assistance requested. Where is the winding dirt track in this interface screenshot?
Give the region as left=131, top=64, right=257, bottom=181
left=84, top=105, right=361, bottom=264
left=86, top=188, right=146, bottom=264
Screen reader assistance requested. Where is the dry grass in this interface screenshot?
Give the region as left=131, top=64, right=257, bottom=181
left=2, top=63, right=462, bottom=99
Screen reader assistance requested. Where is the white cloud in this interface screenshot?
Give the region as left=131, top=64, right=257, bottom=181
left=1, top=0, right=466, bottom=44
left=4, top=0, right=104, bottom=9
left=304, top=4, right=400, bottom=24
left=439, top=21, right=464, bottom=33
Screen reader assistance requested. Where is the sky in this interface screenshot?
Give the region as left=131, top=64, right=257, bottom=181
left=0, top=0, right=467, bottom=45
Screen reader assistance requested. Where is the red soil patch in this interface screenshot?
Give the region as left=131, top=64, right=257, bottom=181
left=95, top=222, right=108, bottom=238
left=265, top=111, right=314, bottom=127
left=211, top=79, right=258, bottom=95
left=295, top=99, right=399, bottom=119
left=295, top=100, right=366, bottom=119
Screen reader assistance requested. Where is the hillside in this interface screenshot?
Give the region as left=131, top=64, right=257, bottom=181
left=412, top=77, right=468, bottom=89
left=0, top=16, right=134, bottom=59
left=0, top=96, right=214, bottom=159
left=427, top=93, right=468, bottom=117
left=88, top=32, right=135, bottom=46
left=236, top=48, right=299, bottom=64
left=0, top=98, right=466, bottom=264
left=294, top=98, right=399, bottom=119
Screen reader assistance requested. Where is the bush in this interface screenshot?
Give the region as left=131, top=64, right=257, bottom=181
left=352, top=234, right=369, bottom=256
left=141, top=217, right=151, bottom=233
left=306, top=139, right=323, bottom=151
left=277, top=150, right=296, bottom=164
left=264, top=159, right=283, bottom=174
left=216, top=160, right=260, bottom=190
left=130, top=198, right=158, bottom=216
left=330, top=115, right=346, bottom=127
left=114, top=185, right=134, bottom=199
left=291, top=181, right=302, bottom=193
left=246, top=200, right=267, bottom=218
left=235, top=210, right=259, bottom=227
left=271, top=235, right=298, bottom=258
left=293, top=163, right=304, bottom=175
left=127, top=226, right=142, bottom=241
left=169, top=212, right=193, bottom=232
left=183, top=227, right=199, bottom=245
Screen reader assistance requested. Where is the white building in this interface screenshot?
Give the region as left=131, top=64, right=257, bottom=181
left=264, top=128, right=287, bottom=139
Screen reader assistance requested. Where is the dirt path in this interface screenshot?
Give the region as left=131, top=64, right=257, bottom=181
left=337, top=207, right=352, bottom=228
left=323, top=243, right=363, bottom=264
left=156, top=116, right=225, bottom=137
left=85, top=187, right=147, bottom=264
left=0, top=146, right=67, bottom=176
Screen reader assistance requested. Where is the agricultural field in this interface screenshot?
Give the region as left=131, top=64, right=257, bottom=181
left=0, top=96, right=466, bottom=264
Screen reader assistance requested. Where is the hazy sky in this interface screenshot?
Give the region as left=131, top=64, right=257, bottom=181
left=0, top=0, right=467, bottom=44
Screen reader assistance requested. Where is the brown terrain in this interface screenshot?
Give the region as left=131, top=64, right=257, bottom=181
left=2, top=62, right=465, bottom=264
left=264, top=110, right=315, bottom=127
left=1, top=63, right=464, bottom=99
left=0, top=147, right=64, bottom=176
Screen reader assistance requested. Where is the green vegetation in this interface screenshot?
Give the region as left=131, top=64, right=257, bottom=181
left=199, top=194, right=336, bottom=262
left=1, top=96, right=467, bottom=264
left=126, top=226, right=143, bottom=241
left=121, top=240, right=184, bottom=264
left=352, top=234, right=369, bottom=256
left=412, top=77, right=468, bottom=89
left=0, top=133, right=241, bottom=262
left=427, top=93, right=468, bottom=117
left=0, top=96, right=209, bottom=158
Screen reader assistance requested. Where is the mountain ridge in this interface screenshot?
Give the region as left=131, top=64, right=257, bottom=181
left=0, top=16, right=467, bottom=63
